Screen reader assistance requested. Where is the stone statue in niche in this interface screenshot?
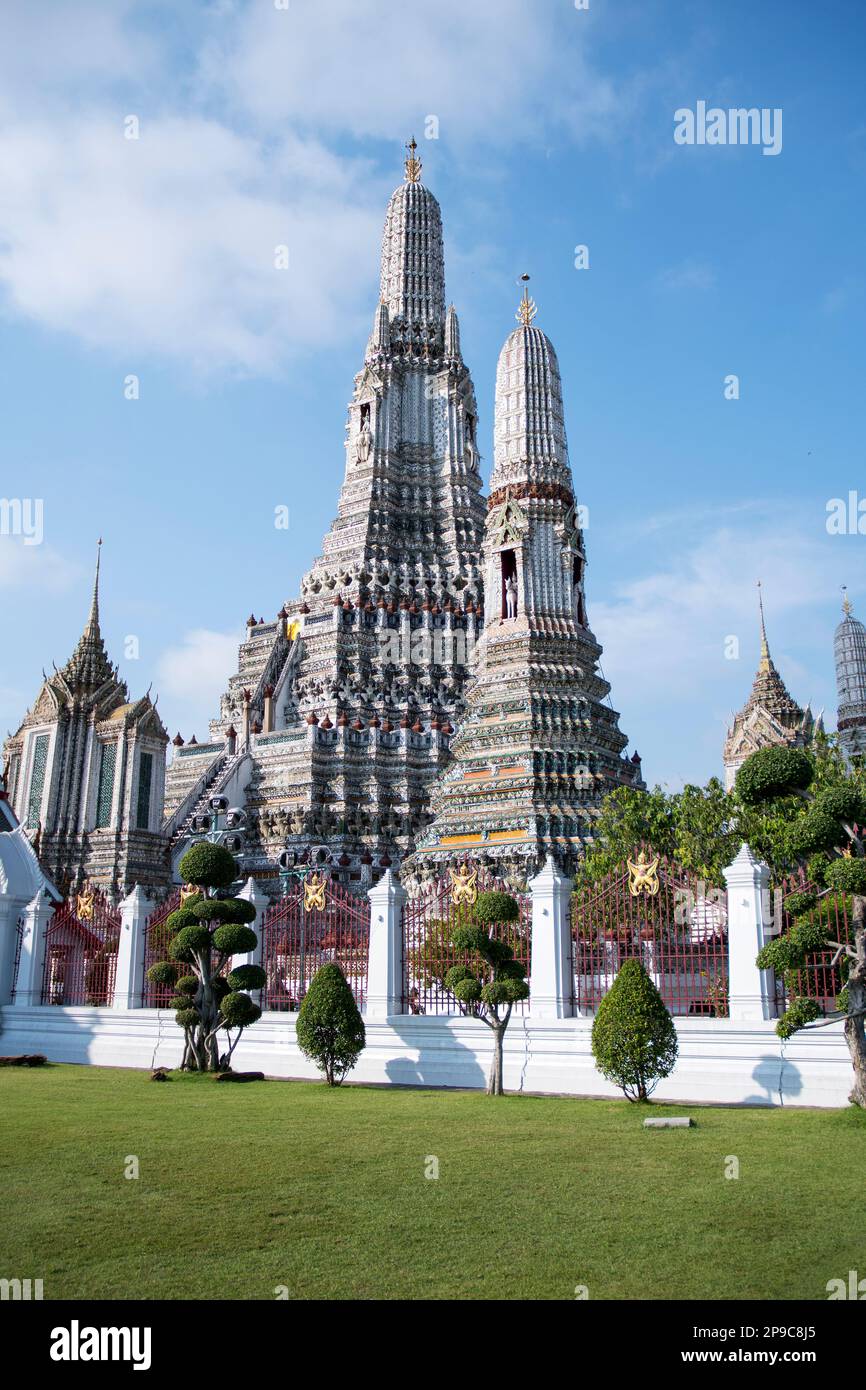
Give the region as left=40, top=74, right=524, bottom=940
left=356, top=419, right=373, bottom=463
left=505, top=575, right=518, bottom=619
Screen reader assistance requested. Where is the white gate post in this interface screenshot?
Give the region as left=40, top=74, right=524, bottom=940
left=528, top=855, right=574, bottom=1018
left=114, top=884, right=153, bottom=1010
left=13, top=889, right=54, bottom=1007
left=366, top=869, right=405, bottom=1017
left=723, top=843, right=776, bottom=1020
left=233, top=877, right=269, bottom=1001
left=0, top=896, right=25, bottom=1005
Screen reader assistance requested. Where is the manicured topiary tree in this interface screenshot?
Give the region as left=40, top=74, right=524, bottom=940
left=591, top=959, right=678, bottom=1102
left=145, top=842, right=265, bottom=1072
left=442, top=890, right=529, bottom=1096
left=736, top=745, right=866, bottom=1106
left=296, top=962, right=365, bottom=1085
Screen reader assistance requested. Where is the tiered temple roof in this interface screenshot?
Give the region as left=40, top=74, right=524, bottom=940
left=723, top=583, right=819, bottom=790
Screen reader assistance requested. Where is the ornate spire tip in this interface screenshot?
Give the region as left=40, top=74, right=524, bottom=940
left=516, top=273, right=537, bottom=327
left=404, top=136, right=422, bottom=184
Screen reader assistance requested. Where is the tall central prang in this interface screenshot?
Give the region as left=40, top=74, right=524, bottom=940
left=163, top=142, right=488, bottom=886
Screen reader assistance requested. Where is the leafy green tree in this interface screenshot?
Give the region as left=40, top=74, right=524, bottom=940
left=296, top=962, right=366, bottom=1085
left=441, top=890, right=529, bottom=1095
left=591, top=959, right=678, bottom=1102
left=145, top=843, right=264, bottom=1072
left=736, top=745, right=866, bottom=1107
left=580, top=734, right=861, bottom=887
left=580, top=779, right=738, bottom=888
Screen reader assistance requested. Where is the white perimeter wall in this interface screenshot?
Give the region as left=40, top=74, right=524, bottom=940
left=0, top=1007, right=853, bottom=1108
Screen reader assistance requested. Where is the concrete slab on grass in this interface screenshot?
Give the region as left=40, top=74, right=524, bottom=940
left=643, top=1117, right=694, bottom=1129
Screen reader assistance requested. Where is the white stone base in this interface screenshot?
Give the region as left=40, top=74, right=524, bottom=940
left=0, top=1007, right=854, bottom=1108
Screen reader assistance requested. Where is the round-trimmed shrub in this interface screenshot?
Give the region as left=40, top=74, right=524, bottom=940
left=169, top=923, right=212, bottom=957
left=735, top=746, right=813, bottom=805
left=296, top=962, right=365, bottom=1086
left=227, top=964, right=267, bottom=992
left=220, top=991, right=262, bottom=1028
left=472, top=890, right=520, bottom=926
left=825, top=858, right=866, bottom=895
left=452, top=975, right=482, bottom=1003
left=224, top=897, right=256, bottom=924
left=813, top=785, right=866, bottom=826
left=788, top=808, right=846, bottom=856
left=175, top=975, right=199, bottom=996
left=179, top=841, right=237, bottom=889
left=146, top=960, right=178, bottom=986
left=777, top=996, right=821, bottom=1040
left=591, top=959, right=678, bottom=1102
left=165, top=907, right=199, bottom=934
left=451, top=923, right=489, bottom=954
left=212, top=923, right=257, bottom=955
left=175, top=1008, right=200, bottom=1030
left=190, top=898, right=244, bottom=924
left=784, top=890, right=818, bottom=919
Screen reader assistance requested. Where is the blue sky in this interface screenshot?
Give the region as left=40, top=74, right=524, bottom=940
left=0, top=0, right=863, bottom=788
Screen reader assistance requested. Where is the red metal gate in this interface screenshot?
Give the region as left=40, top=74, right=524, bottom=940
left=260, top=874, right=370, bottom=1011
left=41, top=888, right=121, bottom=1006
left=571, top=850, right=728, bottom=1015
left=402, top=866, right=531, bottom=1015
left=9, top=915, right=24, bottom=1002
left=141, top=889, right=182, bottom=1006
left=775, top=873, right=851, bottom=1014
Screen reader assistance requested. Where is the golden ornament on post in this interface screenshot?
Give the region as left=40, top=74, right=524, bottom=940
left=304, top=872, right=327, bottom=912
left=627, top=849, right=660, bottom=897
left=76, top=882, right=96, bottom=921
left=449, top=864, right=478, bottom=906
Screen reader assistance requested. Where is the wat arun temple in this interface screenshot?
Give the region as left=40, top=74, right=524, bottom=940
left=5, top=145, right=864, bottom=902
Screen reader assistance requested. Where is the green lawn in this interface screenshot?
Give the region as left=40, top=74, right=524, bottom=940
left=1, top=1064, right=864, bottom=1300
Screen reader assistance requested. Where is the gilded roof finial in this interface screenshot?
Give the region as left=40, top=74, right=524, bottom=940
left=516, top=273, right=537, bottom=327
left=404, top=136, right=422, bottom=184
left=88, top=537, right=103, bottom=633
left=842, top=585, right=853, bottom=617
left=757, top=579, right=771, bottom=673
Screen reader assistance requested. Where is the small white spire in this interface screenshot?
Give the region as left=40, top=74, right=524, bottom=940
left=445, top=304, right=460, bottom=358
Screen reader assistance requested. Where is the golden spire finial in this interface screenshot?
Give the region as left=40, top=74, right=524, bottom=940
left=516, top=273, right=537, bottom=327
left=842, top=585, right=853, bottom=617
left=757, top=580, right=772, bottom=672
left=404, top=136, right=422, bottom=183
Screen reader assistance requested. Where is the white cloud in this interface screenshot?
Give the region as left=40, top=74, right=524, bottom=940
left=0, top=119, right=383, bottom=375
left=0, top=0, right=638, bottom=375
left=199, top=0, right=619, bottom=145
left=0, top=538, right=78, bottom=592
left=654, top=259, right=716, bottom=292
left=156, top=627, right=240, bottom=739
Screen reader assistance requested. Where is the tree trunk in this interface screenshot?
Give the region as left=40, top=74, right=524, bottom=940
left=844, top=896, right=866, bottom=1108
left=487, top=1024, right=504, bottom=1095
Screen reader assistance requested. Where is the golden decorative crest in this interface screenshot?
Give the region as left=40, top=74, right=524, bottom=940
left=627, top=849, right=660, bottom=898
left=404, top=136, right=422, bottom=183
left=516, top=275, right=537, bottom=327
left=450, top=865, right=478, bottom=906
left=304, top=872, right=327, bottom=912
left=179, top=883, right=199, bottom=904
left=76, top=883, right=96, bottom=921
